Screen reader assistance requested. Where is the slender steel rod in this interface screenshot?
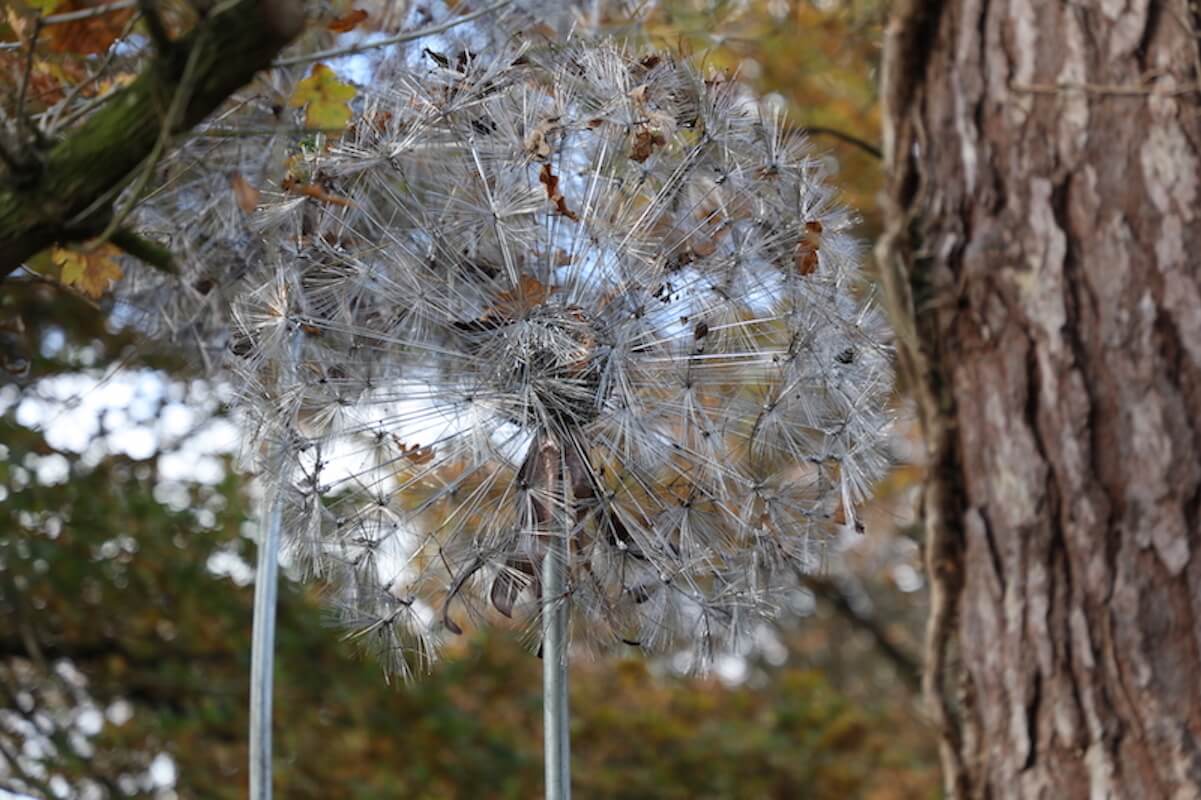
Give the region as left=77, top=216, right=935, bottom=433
left=540, top=434, right=571, bottom=800
left=542, top=532, right=571, bottom=800
left=249, top=331, right=301, bottom=800
left=249, top=478, right=285, bottom=800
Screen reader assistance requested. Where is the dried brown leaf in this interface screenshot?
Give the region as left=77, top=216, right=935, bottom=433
left=538, top=163, right=579, bottom=221
left=230, top=172, right=260, bottom=214
left=327, top=8, right=368, bottom=32
left=282, top=176, right=353, bottom=207
left=794, top=220, right=823, bottom=275
left=44, top=0, right=134, bottom=55
left=490, top=274, right=553, bottom=320
left=629, top=128, right=665, bottom=163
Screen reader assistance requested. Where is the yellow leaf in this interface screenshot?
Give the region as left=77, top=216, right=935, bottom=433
left=288, top=64, right=357, bottom=132
left=53, top=244, right=123, bottom=299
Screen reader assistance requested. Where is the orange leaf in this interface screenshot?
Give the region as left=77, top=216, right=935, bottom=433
left=629, top=127, right=666, bottom=163
left=327, top=8, right=368, bottom=32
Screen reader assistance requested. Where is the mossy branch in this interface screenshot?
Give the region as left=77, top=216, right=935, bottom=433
left=0, top=0, right=304, bottom=278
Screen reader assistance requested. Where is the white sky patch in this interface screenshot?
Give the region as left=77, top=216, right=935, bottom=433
left=149, top=753, right=177, bottom=788
left=715, top=653, right=748, bottom=686
left=33, top=453, right=70, bottom=486
left=207, top=550, right=256, bottom=586
left=14, top=371, right=166, bottom=455
left=106, top=700, right=134, bottom=726
left=7, top=370, right=238, bottom=474
left=76, top=708, right=103, bottom=737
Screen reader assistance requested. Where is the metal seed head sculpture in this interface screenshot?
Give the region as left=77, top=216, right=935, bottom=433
left=233, top=36, right=891, bottom=715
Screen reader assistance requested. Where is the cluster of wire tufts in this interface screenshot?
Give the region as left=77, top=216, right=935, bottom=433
left=168, top=38, right=895, bottom=679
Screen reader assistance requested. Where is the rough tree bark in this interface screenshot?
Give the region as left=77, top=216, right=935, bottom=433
left=878, top=2, right=1201, bottom=797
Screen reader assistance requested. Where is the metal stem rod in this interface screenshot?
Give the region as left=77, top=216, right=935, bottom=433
left=542, top=531, right=571, bottom=800
left=249, top=330, right=302, bottom=800
left=541, top=433, right=572, bottom=800
left=249, top=481, right=285, bottom=800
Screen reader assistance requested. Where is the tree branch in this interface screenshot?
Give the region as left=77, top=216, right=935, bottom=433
left=0, top=0, right=304, bottom=279
left=111, top=227, right=175, bottom=272
left=800, top=573, right=922, bottom=693
left=137, top=0, right=174, bottom=56
left=14, top=19, right=44, bottom=136
left=798, top=126, right=883, bottom=159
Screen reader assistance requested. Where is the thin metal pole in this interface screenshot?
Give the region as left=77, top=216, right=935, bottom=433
left=249, top=479, right=285, bottom=800
left=540, top=435, right=571, bottom=800
left=542, top=531, right=571, bottom=800
left=249, top=330, right=301, bottom=800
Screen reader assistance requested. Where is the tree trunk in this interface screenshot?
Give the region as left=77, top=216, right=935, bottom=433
left=878, top=2, right=1201, bottom=797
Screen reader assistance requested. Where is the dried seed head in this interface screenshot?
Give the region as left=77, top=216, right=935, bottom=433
left=154, top=38, right=894, bottom=677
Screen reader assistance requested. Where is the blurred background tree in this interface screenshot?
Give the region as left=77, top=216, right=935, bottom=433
left=645, top=0, right=886, bottom=230
left=0, top=1, right=936, bottom=797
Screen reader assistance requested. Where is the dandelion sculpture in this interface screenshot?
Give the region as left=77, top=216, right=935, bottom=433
left=227, top=39, right=892, bottom=798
